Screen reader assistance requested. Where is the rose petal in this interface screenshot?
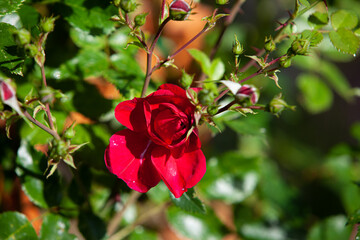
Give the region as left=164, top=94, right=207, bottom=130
left=105, top=129, right=160, bottom=192
left=151, top=144, right=206, bottom=198
left=115, top=98, right=150, bottom=132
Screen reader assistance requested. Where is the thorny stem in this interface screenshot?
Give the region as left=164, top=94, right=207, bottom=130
left=151, top=26, right=209, bottom=75
left=215, top=0, right=323, bottom=103
left=210, top=0, right=247, bottom=60
left=107, top=191, right=142, bottom=236
left=108, top=201, right=171, bottom=240
left=141, top=17, right=171, bottom=97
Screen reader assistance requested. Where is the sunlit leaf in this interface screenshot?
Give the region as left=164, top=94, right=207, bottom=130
left=0, top=212, right=38, bottom=240
left=0, top=0, right=25, bottom=16
left=329, top=28, right=360, bottom=55
left=40, top=214, right=77, bottom=240
left=297, top=73, right=333, bottom=114
left=331, top=10, right=358, bottom=30
left=170, top=188, right=206, bottom=214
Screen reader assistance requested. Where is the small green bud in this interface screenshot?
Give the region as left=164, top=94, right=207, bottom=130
left=113, top=0, right=121, bottom=7
left=207, top=105, right=218, bottom=115
left=279, top=55, right=292, bottom=68
left=169, top=0, right=191, bottom=21
left=64, top=124, right=76, bottom=139
left=291, top=39, right=309, bottom=55
left=13, top=29, right=31, bottom=45
left=216, top=0, right=229, bottom=5
left=134, top=13, right=148, bottom=27
left=120, top=0, right=138, bottom=13
left=232, top=34, right=244, bottom=56
left=198, top=89, right=215, bottom=106
left=180, top=70, right=193, bottom=89
left=268, top=95, right=295, bottom=117
left=25, top=44, right=38, bottom=58
left=40, top=17, right=57, bottom=33
left=264, top=36, right=276, bottom=52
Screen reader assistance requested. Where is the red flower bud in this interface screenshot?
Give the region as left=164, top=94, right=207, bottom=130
left=169, top=0, right=191, bottom=21
left=236, top=85, right=259, bottom=105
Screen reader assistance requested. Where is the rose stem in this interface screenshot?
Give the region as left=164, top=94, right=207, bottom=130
left=107, top=191, right=142, bottom=236
left=108, top=201, right=171, bottom=240
left=141, top=17, right=171, bottom=98
left=23, top=110, right=60, bottom=140
left=215, top=1, right=322, bottom=103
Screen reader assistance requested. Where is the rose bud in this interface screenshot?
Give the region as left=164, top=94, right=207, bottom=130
left=40, top=17, right=57, bottom=33
left=169, top=0, right=191, bottom=21
left=0, top=79, right=23, bottom=117
left=279, top=55, right=292, bottom=68
left=216, top=0, right=229, bottom=5
left=179, top=69, right=193, bottom=89
left=134, top=13, right=148, bottom=27
left=268, top=94, right=295, bottom=117
left=13, top=28, right=31, bottom=45
left=264, top=36, right=276, bottom=52
left=120, top=0, right=138, bottom=13
left=235, top=85, right=259, bottom=105
left=232, top=34, right=244, bottom=56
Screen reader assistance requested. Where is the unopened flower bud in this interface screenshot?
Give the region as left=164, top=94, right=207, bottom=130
left=207, top=105, right=218, bottom=115
left=291, top=39, right=309, bottom=55
left=40, top=17, right=56, bottom=33
left=25, top=44, right=38, bottom=58
left=279, top=55, right=292, bottom=68
left=134, top=13, right=148, bottom=27
left=180, top=70, right=193, bottom=89
left=264, top=36, right=276, bottom=52
left=120, top=0, right=138, bottom=13
left=13, top=29, right=31, bottom=45
left=169, top=0, right=191, bottom=21
left=235, top=85, right=259, bottom=105
left=113, top=0, right=121, bottom=7
left=232, top=34, right=244, bottom=56
left=198, top=89, right=215, bottom=106
left=0, top=79, right=23, bottom=117
left=268, top=95, right=295, bottom=116
left=64, top=124, right=76, bottom=139
left=216, top=0, right=229, bottom=5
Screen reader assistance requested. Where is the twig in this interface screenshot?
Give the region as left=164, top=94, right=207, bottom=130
left=107, top=191, right=142, bottom=236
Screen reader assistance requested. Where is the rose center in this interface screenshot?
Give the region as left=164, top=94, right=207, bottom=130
left=153, top=108, right=188, bottom=145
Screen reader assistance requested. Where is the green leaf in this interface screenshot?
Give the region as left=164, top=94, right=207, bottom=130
left=308, top=11, right=329, bottom=28
left=15, top=140, right=48, bottom=208
left=209, top=58, right=225, bottom=81
left=204, top=173, right=258, bottom=203
left=0, top=22, right=25, bottom=75
left=331, top=10, right=358, bottom=30
left=0, top=0, right=25, bottom=16
left=129, top=229, right=158, bottom=240
left=301, top=30, right=323, bottom=47
left=299, top=0, right=310, bottom=7
left=297, top=73, right=333, bottom=114
left=241, top=223, right=286, bottom=240
left=0, top=212, right=38, bottom=240
left=78, top=210, right=106, bottom=240
left=329, top=28, right=360, bottom=55
left=170, top=188, right=206, bottom=214
left=17, top=4, right=40, bottom=29
left=188, top=49, right=211, bottom=75
left=167, top=207, right=222, bottom=240
left=355, top=28, right=360, bottom=36
left=76, top=49, right=109, bottom=78
left=40, top=214, right=77, bottom=240
left=69, top=27, right=106, bottom=50
left=307, top=215, right=352, bottom=240
left=61, top=0, right=116, bottom=35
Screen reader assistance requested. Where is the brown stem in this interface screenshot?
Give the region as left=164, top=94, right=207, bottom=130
left=210, top=0, right=247, bottom=60
left=107, top=191, right=142, bottom=236
left=141, top=17, right=171, bottom=98
left=23, top=110, right=60, bottom=140
left=108, top=201, right=171, bottom=240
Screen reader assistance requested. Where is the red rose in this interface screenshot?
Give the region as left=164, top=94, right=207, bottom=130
left=104, top=84, right=206, bottom=198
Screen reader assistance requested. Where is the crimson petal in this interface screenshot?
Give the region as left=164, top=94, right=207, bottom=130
left=105, top=129, right=160, bottom=192
left=151, top=143, right=206, bottom=198
left=115, top=98, right=150, bottom=132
